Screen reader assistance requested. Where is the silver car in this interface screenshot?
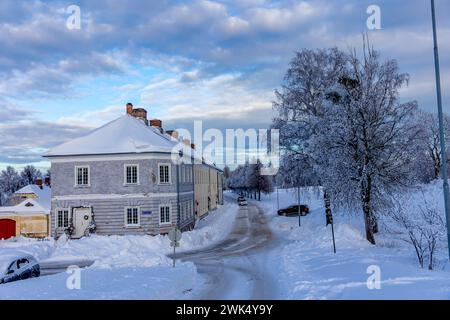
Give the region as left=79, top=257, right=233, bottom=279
left=0, top=253, right=40, bottom=284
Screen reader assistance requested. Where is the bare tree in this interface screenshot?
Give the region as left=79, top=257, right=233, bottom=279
left=417, top=112, right=450, bottom=181
left=20, top=165, right=42, bottom=186
left=313, top=40, right=421, bottom=244
left=387, top=189, right=446, bottom=270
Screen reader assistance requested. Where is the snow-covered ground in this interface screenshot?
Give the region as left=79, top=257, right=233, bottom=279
left=0, top=202, right=238, bottom=300
left=257, top=187, right=450, bottom=299
left=2, top=186, right=450, bottom=300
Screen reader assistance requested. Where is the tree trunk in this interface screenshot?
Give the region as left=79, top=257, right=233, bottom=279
left=362, top=176, right=376, bottom=245
left=258, top=189, right=261, bottom=201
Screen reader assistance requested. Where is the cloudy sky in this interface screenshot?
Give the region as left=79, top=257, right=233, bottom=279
left=0, top=0, right=449, bottom=170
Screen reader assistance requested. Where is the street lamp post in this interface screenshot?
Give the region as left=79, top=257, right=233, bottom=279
left=431, top=0, right=450, bottom=260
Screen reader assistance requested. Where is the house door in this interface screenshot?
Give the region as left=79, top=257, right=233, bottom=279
left=0, top=219, right=16, bottom=240
left=72, top=207, right=92, bottom=239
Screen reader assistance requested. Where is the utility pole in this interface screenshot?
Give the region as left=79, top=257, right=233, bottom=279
left=431, top=0, right=450, bottom=260
left=276, top=186, right=280, bottom=210
left=297, top=185, right=301, bottom=227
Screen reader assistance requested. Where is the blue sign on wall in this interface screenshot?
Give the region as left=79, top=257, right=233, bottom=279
left=142, top=211, right=152, bottom=215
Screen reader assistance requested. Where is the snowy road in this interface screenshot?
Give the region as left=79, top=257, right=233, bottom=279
left=175, top=195, right=277, bottom=300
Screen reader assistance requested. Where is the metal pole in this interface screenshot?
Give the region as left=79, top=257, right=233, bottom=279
left=276, top=186, right=280, bottom=210
left=173, top=244, right=176, bottom=268
left=331, top=219, right=336, bottom=254
left=431, top=0, right=450, bottom=260
left=297, top=186, right=301, bottom=227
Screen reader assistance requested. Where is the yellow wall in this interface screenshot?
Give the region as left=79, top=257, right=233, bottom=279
left=194, top=165, right=221, bottom=219
left=0, top=215, right=49, bottom=238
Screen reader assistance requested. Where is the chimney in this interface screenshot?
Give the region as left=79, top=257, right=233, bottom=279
left=182, top=139, right=190, bottom=146
left=44, top=176, right=51, bottom=187
left=166, top=130, right=179, bottom=140
left=191, top=143, right=196, bottom=150
left=35, top=178, right=43, bottom=190
left=150, top=119, right=162, bottom=129
left=126, top=103, right=133, bottom=115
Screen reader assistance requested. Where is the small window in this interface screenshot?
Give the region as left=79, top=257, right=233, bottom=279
left=125, top=164, right=139, bottom=185
left=56, top=209, right=70, bottom=228
left=158, top=164, right=171, bottom=184
left=125, top=207, right=140, bottom=227
left=75, top=166, right=90, bottom=186
left=159, top=205, right=171, bottom=225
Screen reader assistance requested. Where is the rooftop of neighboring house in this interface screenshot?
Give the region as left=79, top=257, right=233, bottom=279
left=0, top=183, right=51, bottom=215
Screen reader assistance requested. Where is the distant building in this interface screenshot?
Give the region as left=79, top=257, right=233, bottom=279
left=0, top=181, right=51, bottom=239
left=44, top=103, right=223, bottom=239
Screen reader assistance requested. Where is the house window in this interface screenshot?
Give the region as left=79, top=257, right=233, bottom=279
left=159, top=205, right=171, bottom=225
left=125, top=207, right=140, bottom=227
left=56, top=209, right=70, bottom=228
left=158, top=164, right=171, bottom=184
left=125, top=164, right=139, bottom=185
left=75, top=166, right=90, bottom=186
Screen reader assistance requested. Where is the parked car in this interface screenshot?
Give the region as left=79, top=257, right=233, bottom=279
left=0, top=253, right=40, bottom=284
left=237, top=196, right=248, bottom=206
left=278, top=205, right=309, bottom=217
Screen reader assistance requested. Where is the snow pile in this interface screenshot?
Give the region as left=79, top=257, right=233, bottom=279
left=51, top=234, right=173, bottom=269
left=0, top=263, right=198, bottom=300
left=178, top=202, right=238, bottom=251
left=0, top=238, right=55, bottom=262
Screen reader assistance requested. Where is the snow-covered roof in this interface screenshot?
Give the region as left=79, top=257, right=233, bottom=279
left=0, top=198, right=49, bottom=215
left=44, top=115, right=178, bottom=157
left=43, top=114, right=222, bottom=171
left=13, top=185, right=51, bottom=212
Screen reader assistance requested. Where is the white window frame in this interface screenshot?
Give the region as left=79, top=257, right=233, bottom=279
left=55, top=208, right=70, bottom=229
left=74, top=165, right=90, bottom=187
left=158, top=163, right=171, bottom=185
left=124, top=206, right=140, bottom=228
left=124, top=164, right=140, bottom=185
left=159, top=205, right=171, bottom=226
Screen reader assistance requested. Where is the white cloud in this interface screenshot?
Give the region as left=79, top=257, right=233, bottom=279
left=140, top=71, right=273, bottom=124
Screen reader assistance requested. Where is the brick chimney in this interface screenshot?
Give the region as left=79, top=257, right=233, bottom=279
left=44, top=176, right=51, bottom=187
left=182, top=139, right=190, bottom=146
left=150, top=119, right=162, bottom=129
left=191, top=143, right=196, bottom=150
left=126, top=103, right=133, bottom=115
left=166, top=130, right=179, bottom=140
left=35, top=178, right=43, bottom=190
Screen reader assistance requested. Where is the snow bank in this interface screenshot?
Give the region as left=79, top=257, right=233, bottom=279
left=255, top=187, right=450, bottom=300
left=0, top=263, right=198, bottom=300
left=178, top=202, right=238, bottom=251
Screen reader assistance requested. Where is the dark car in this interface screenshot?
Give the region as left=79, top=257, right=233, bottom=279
left=278, top=205, right=309, bottom=217
left=0, top=253, right=40, bottom=284
left=237, top=196, right=248, bottom=206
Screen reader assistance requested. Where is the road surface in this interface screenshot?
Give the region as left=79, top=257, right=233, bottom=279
left=175, top=195, right=277, bottom=300
left=40, top=260, right=94, bottom=276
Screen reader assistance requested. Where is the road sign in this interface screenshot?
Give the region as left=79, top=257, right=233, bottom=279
left=169, top=228, right=182, bottom=268
left=170, top=241, right=180, bottom=247
left=168, top=228, right=182, bottom=242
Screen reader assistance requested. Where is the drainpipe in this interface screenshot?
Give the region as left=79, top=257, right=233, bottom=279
left=191, top=154, right=195, bottom=227
left=176, top=162, right=181, bottom=230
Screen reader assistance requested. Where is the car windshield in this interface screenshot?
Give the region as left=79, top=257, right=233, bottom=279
left=17, top=259, right=29, bottom=269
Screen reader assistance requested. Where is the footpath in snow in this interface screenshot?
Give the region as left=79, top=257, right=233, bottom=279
left=0, top=202, right=238, bottom=300
left=257, top=187, right=450, bottom=300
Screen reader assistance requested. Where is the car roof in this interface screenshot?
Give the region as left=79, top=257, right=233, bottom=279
left=0, top=250, right=37, bottom=275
